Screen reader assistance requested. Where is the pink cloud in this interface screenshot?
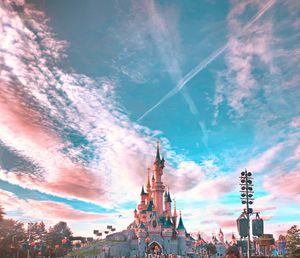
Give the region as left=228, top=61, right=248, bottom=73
left=0, top=83, right=106, bottom=204
left=219, top=219, right=237, bottom=228
left=264, top=169, right=300, bottom=203
left=245, top=143, right=283, bottom=173
left=0, top=189, right=106, bottom=221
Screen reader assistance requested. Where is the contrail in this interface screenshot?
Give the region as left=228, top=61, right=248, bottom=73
left=137, top=0, right=275, bottom=122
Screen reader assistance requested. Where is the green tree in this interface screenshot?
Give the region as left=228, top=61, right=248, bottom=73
left=286, top=225, right=300, bottom=257
left=0, top=218, right=26, bottom=257
left=30, top=221, right=47, bottom=241
left=206, top=243, right=217, bottom=257
left=46, top=221, right=72, bottom=257
left=46, top=221, right=72, bottom=247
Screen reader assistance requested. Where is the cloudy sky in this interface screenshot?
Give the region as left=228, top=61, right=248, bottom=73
left=0, top=0, right=299, bottom=239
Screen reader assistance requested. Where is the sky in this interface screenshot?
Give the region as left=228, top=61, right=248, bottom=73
left=0, top=0, right=299, bottom=240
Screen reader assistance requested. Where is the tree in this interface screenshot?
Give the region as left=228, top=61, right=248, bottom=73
left=206, top=243, right=217, bottom=257
left=46, top=221, right=72, bottom=247
left=30, top=221, right=47, bottom=241
left=286, top=225, right=300, bottom=257
left=0, top=218, right=26, bottom=257
left=46, top=221, right=72, bottom=257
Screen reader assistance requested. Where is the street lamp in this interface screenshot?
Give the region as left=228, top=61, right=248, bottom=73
left=239, top=169, right=254, bottom=258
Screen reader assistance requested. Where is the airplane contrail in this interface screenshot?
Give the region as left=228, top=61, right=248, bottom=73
left=137, top=0, right=276, bottom=122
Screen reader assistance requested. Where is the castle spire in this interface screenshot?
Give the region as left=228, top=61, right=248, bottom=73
left=173, top=198, right=177, bottom=217
left=140, top=185, right=147, bottom=196
left=156, top=141, right=161, bottom=161
left=177, top=211, right=186, bottom=231
left=146, top=167, right=151, bottom=191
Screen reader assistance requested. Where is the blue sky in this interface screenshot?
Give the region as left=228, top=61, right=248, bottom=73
left=0, top=0, right=299, bottom=239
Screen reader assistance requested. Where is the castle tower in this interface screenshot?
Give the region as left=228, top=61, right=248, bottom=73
left=152, top=141, right=165, bottom=217
left=138, top=186, right=148, bottom=211
left=177, top=211, right=187, bottom=256
left=219, top=228, right=224, bottom=243
left=164, top=187, right=172, bottom=217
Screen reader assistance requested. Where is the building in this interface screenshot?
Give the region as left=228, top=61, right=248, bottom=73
left=103, top=142, right=194, bottom=257
left=215, top=228, right=226, bottom=257
left=131, top=142, right=194, bottom=257
left=276, top=234, right=287, bottom=256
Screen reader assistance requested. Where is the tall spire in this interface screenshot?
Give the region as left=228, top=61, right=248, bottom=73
left=173, top=198, right=177, bottom=217
left=156, top=141, right=161, bottom=161
left=146, top=167, right=151, bottom=191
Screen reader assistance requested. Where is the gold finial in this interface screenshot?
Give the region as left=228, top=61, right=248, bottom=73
left=147, top=167, right=151, bottom=189
left=173, top=198, right=177, bottom=216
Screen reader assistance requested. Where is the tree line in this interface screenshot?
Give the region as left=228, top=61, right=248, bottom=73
left=0, top=205, right=72, bottom=257
left=1, top=205, right=299, bottom=257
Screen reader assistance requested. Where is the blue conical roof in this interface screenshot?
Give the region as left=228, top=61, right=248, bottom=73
left=177, top=215, right=186, bottom=231
left=155, top=141, right=161, bottom=161
left=140, top=186, right=147, bottom=196
left=147, top=200, right=154, bottom=211
left=164, top=216, right=173, bottom=228
left=139, top=222, right=145, bottom=229
left=164, top=191, right=168, bottom=198
left=167, top=191, right=172, bottom=202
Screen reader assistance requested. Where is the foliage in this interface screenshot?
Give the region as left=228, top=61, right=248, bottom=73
left=286, top=225, right=300, bottom=257
left=29, top=221, right=47, bottom=241
left=0, top=218, right=74, bottom=257
left=46, top=221, right=72, bottom=247
left=206, top=243, right=217, bottom=256
left=0, top=219, right=26, bottom=257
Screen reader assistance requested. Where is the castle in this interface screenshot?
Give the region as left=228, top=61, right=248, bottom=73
left=129, top=142, right=194, bottom=257
left=104, top=142, right=194, bottom=257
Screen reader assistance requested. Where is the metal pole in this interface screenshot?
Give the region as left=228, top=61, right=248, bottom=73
left=245, top=170, right=251, bottom=258
left=27, top=223, right=31, bottom=258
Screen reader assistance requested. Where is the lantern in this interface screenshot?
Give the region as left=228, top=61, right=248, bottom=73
left=252, top=218, right=264, bottom=237
left=237, top=217, right=249, bottom=237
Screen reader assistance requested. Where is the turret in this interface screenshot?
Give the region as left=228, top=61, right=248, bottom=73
left=134, top=208, right=138, bottom=218
left=164, top=187, right=172, bottom=217
left=177, top=211, right=187, bottom=256
left=140, top=186, right=147, bottom=203
left=152, top=141, right=165, bottom=217
left=219, top=228, right=224, bottom=243
left=152, top=174, right=155, bottom=189
left=153, top=141, right=164, bottom=181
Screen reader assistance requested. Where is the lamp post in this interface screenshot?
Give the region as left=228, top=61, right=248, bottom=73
left=145, top=236, right=150, bottom=256
left=240, top=169, right=254, bottom=258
